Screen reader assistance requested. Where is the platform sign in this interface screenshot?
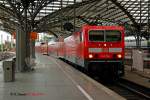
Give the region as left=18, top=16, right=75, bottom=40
left=12, top=32, right=38, bottom=40
left=12, top=32, right=16, bottom=39
left=30, top=32, right=38, bottom=40
left=132, top=50, right=143, bottom=71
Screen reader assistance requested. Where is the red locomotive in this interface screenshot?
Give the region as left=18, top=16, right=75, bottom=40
left=48, top=25, right=125, bottom=79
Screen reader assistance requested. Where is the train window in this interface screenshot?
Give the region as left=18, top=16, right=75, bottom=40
left=89, top=30, right=104, bottom=41
left=105, top=30, right=121, bottom=42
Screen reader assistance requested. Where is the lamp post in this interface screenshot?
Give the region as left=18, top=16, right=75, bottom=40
left=73, top=0, right=76, bottom=32
left=148, top=0, right=150, bottom=52
left=1, top=34, right=3, bottom=52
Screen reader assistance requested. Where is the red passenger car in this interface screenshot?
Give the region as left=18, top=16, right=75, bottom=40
left=49, top=25, right=125, bottom=79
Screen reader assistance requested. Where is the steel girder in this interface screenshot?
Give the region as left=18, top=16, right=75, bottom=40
left=0, top=0, right=149, bottom=38
left=36, top=0, right=149, bottom=37
left=110, top=0, right=138, bottom=28
left=0, top=2, right=18, bottom=33
left=5, top=0, right=56, bottom=31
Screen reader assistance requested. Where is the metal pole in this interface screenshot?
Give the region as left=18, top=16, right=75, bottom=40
left=31, top=2, right=36, bottom=59
left=148, top=0, right=150, bottom=33
left=11, top=35, right=13, bottom=49
left=137, top=0, right=142, bottom=48
left=148, top=0, right=150, bottom=52
left=47, top=40, right=48, bottom=55
left=25, top=7, right=30, bottom=58
left=1, top=34, right=3, bottom=52
left=139, top=0, right=142, bottom=47
left=74, top=0, right=76, bottom=32
left=61, top=0, right=63, bottom=31
left=24, top=6, right=29, bottom=71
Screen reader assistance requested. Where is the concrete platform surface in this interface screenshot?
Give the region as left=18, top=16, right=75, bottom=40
left=0, top=53, right=125, bottom=100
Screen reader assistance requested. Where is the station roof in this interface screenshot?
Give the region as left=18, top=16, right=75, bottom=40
left=0, top=0, right=149, bottom=38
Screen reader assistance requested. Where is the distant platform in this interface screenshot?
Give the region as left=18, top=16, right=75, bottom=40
left=124, top=65, right=150, bottom=88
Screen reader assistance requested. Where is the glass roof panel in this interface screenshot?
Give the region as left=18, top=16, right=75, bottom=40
left=36, top=0, right=83, bottom=20
left=117, top=0, right=149, bottom=24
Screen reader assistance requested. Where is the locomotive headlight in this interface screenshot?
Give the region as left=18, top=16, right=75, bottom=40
left=89, top=54, right=93, bottom=58
left=117, top=54, right=122, bottom=59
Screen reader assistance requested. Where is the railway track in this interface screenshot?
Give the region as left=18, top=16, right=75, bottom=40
left=118, top=79, right=150, bottom=100
left=97, top=78, right=150, bottom=100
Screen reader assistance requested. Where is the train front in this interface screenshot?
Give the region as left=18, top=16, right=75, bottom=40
left=84, top=25, right=125, bottom=79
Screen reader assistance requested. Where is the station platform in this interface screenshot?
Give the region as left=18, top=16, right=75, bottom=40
left=0, top=53, right=125, bottom=100
left=123, top=65, right=150, bottom=88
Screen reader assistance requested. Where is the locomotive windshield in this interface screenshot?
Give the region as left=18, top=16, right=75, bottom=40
left=89, top=30, right=121, bottom=42
left=105, top=30, right=121, bottom=42
left=89, top=30, right=104, bottom=41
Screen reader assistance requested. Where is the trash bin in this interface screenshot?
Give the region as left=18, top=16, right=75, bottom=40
left=3, top=61, right=15, bottom=82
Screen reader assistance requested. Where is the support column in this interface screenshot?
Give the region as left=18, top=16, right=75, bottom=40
left=31, top=40, right=36, bottom=58
left=11, top=35, right=13, bottom=49
left=73, top=0, right=76, bottom=32
left=1, top=34, right=3, bottom=52
left=16, top=27, right=26, bottom=72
